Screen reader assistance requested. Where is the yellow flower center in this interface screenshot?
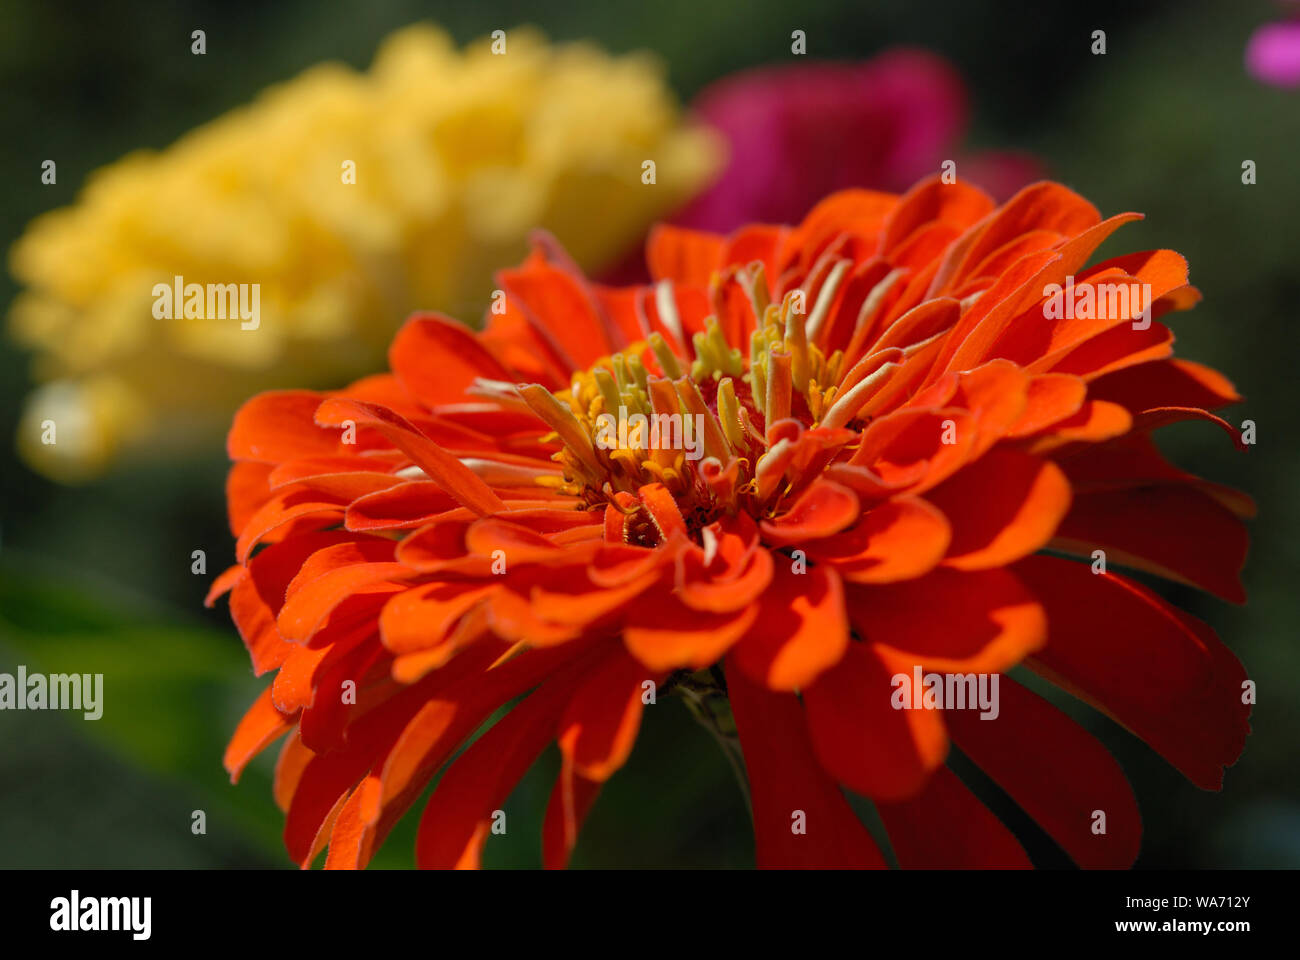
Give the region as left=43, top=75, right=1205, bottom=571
left=514, top=269, right=863, bottom=534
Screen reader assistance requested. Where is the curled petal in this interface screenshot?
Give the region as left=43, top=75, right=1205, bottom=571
left=731, top=563, right=849, bottom=691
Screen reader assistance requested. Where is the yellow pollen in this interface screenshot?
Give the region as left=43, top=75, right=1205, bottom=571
left=519, top=310, right=866, bottom=538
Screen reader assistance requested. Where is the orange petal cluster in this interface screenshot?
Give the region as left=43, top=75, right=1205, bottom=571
left=211, top=176, right=1252, bottom=869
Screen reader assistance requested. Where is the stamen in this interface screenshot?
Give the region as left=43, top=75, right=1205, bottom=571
left=673, top=376, right=732, bottom=461
left=592, top=367, right=623, bottom=418
left=626, top=354, right=650, bottom=394
left=765, top=349, right=793, bottom=439
left=783, top=290, right=812, bottom=392
left=648, top=332, right=682, bottom=380
left=743, top=262, right=770, bottom=322
left=517, top=384, right=600, bottom=474
left=738, top=407, right=767, bottom=448
left=716, top=378, right=749, bottom=453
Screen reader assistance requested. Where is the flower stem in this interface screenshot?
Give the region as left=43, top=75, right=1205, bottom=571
left=671, top=670, right=752, bottom=820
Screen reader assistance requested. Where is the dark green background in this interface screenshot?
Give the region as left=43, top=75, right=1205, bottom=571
left=0, top=0, right=1296, bottom=868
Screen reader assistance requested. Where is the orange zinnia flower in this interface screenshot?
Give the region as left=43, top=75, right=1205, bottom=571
left=210, top=177, right=1252, bottom=869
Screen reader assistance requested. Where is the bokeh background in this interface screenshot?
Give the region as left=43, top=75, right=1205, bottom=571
left=1, top=0, right=1296, bottom=868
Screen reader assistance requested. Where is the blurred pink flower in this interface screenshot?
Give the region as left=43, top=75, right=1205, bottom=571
left=673, top=50, right=1043, bottom=233
left=1246, top=20, right=1300, bottom=88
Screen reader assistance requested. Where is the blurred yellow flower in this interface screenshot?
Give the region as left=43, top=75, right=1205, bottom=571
left=9, top=24, right=722, bottom=482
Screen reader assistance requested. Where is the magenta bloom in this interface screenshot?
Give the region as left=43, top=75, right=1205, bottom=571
left=1246, top=20, right=1300, bottom=88
left=673, top=50, right=1041, bottom=233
